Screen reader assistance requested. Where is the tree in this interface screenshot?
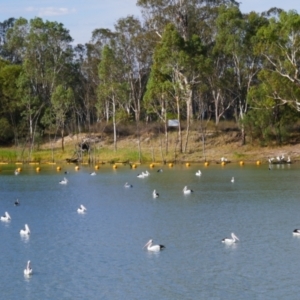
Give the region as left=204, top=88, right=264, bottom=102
left=97, top=45, right=129, bottom=152
left=51, top=85, right=74, bottom=151
left=255, top=10, right=300, bottom=111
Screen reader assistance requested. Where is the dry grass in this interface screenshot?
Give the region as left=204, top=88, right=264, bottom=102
left=2, top=123, right=300, bottom=164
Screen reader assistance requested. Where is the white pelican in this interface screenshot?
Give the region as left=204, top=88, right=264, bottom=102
left=222, top=233, right=239, bottom=244
left=20, top=224, right=30, bottom=236
left=143, top=239, right=165, bottom=252
left=90, top=172, right=96, bottom=176
left=14, top=169, right=19, bottom=175
left=137, top=173, right=145, bottom=178
left=195, top=170, right=202, bottom=176
left=293, top=229, right=300, bottom=236
left=183, top=186, right=193, bottom=194
left=157, top=169, right=163, bottom=173
left=77, top=204, right=87, bottom=214
left=221, top=157, right=227, bottom=162
left=59, top=177, right=68, bottom=184
left=153, top=190, right=159, bottom=198
left=124, top=182, right=133, bottom=188
left=14, top=199, right=20, bottom=206
left=24, top=260, right=33, bottom=276
left=0, top=211, right=11, bottom=222
left=231, top=177, right=234, bottom=183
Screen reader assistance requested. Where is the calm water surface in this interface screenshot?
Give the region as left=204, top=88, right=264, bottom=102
left=0, top=163, right=300, bottom=299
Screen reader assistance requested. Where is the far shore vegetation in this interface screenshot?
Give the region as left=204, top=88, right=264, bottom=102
left=1, top=2, right=300, bottom=165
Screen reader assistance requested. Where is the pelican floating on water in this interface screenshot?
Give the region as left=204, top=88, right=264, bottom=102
left=20, top=224, right=30, bottom=236
left=137, top=173, right=145, bottom=178
left=90, top=172, right=96, bottom=176
left=143, top=239, right=165, bottom=252
left=14, top=199, right=20, bottom=206
left=231, top=177, right=235, bottom=183
left=222, top=233, right=239, bottom=244
left=77, top=204, right=87, bottom=214
left=24, top=260, right=33, bottom=276
left=124, top=182, right=133, bottom=188
left=293, top=229, right=300, bottom=236
left=183, top=186, right=193, bottom=194
left=14, top=169, right=19, bottom=175
left=153, top=190, right=159, bottom=198
left=195, top=170, right=202, bottom=176
left=0, top=211, right=11, bottom=222
left=59, top=177, right=68, bottom=184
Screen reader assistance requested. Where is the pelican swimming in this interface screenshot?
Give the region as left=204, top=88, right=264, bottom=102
left=20, top=224, right=30, bottom=236
left=14, top=199, right=20, bottom=206
left=14, top=169, right=19, bottom=175
left=293, top=229, right=300, bottom=236
left=195, top=170, right=202, bottom=176
left=77, top=204, right=87, bottom=214
left=143, top=239, right=165, bottom=252
left=137, top=173, right=145, bottom=178
left=24, top=260, right=33, bottom=276
left=183, top=186, right=193, bottom=194
left=90, top=171, right=96, bottom=176
left=59, top=177, right=68, bottom=184
left=0, top=211, right=11, bottom=222
left=231, top=177, right=234, bottom=183
left=153, top=190, right=159, bottom=198
left=222, top=233, right=239, bottom=244
left=124, top=182, right=133, bottom=188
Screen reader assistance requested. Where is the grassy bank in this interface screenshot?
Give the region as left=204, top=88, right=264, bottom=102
left=1, top=124, right=300, bottom=165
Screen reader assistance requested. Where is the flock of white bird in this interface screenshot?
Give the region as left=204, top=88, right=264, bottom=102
left=123, top=167, right=239, bottom=251
left=7, top=163, right=296, bottom=263
left=0, top=170, right=90, bottom=277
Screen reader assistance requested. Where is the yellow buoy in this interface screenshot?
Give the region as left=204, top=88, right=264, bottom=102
left=36, top=167, right=41, bottom=172
left=186, top=163, right=190, bottom=167
left=150, top=163, right=155, bottom=168
left=17, top=167, right=22, bottom=172
left=239, top=161, right=244, bottom=166
left=256, top=160, right=261, bottom=165
left=75, top=166, right=80, bottom=171
left=132, top=164, right=137, bottom=169
left=56, top=166, right=61, bottom=171
left=95, top=165, right=100, bottom=170
left=169, top=163, right=173, bottom=167
left=204, top=162, right=209, bottom=167
left=113, top=164, right=118, bottom=169
left=221, top=161, right=226, bottom=166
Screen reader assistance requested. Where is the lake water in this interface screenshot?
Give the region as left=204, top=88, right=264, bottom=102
left=0, top=162, right=300, bottom=299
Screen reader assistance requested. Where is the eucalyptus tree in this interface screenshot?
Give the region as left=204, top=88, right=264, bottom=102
left=114, top=16, right=154, bottom=122
left=214, top=6, right=266, bottom=144
left=51, top=85, right=74, bottom=151
left=5, top=17, right=74, bottom=153
left=144, top=23, right=208, bottom=153
left=97, top=45, right=129, bottom=152
left=0, top=18, right=16, bottom=61
left=254, top=10, right=300, bottom=112
left=0, top=60, right=22, bottom=143
left=73, top=43, right=100, bottom=132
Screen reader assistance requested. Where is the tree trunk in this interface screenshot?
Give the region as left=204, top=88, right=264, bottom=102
left=113, top=97, right=117, bottom=152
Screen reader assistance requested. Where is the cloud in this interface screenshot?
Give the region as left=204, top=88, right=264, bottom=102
left=26, top=7, right=76, bottom=17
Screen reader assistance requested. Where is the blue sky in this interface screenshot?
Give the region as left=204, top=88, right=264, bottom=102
left=0, top=0, right=299, bottom=45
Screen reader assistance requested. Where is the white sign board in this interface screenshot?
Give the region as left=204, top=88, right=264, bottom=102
left=168, top=119, right=179, bottom=127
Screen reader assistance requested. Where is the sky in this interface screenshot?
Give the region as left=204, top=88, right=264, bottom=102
left=0, top=0, right=299, bottom=45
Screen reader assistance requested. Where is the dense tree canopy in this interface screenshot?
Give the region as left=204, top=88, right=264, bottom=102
left=0, top=1, right=300, bottom=153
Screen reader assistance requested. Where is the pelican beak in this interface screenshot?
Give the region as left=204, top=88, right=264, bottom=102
left=143, top=240, right=150, bottom=249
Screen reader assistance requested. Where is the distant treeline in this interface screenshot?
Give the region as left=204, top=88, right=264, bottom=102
left=0, top=0, right=300, bottom=157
